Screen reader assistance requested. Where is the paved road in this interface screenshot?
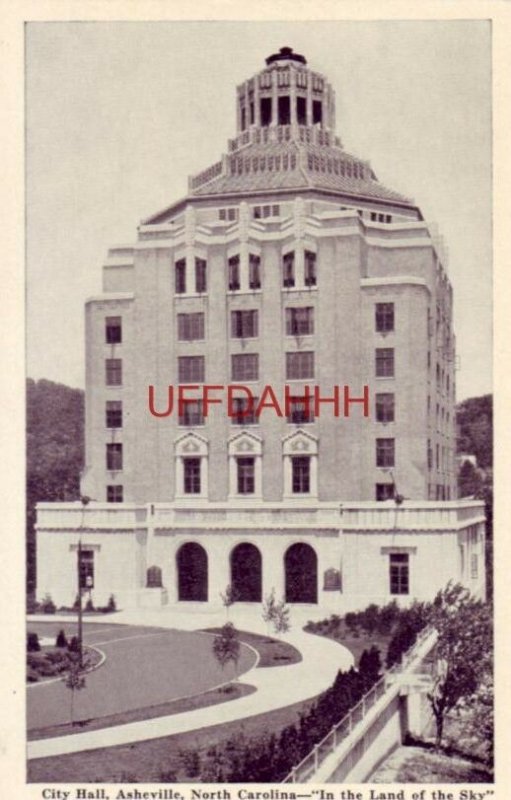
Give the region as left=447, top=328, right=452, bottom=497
left=27, top=604, right=353, bottom=760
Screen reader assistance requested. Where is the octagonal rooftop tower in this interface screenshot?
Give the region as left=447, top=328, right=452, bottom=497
left=146, top=47, right=412, bottom=223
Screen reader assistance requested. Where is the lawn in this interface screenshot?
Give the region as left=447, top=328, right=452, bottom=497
left=28, top=693, right=320, bottom=782
left=27, top=623, right=257, bottom=732
left=202, top=628, right=302, bottom=667
left=372, top=745, right=492, bottom=783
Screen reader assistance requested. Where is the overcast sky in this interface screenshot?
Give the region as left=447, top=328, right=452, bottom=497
left=26, top=20, right=492, bottom=401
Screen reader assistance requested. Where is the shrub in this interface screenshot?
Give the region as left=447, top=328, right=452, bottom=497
left=85, top=597, right=95, bottom=612
left=56, top=629, right=68, bottom=648
left=68, top=635, right=80, bottom=653
left=180, top=749, right=200, bottom=777
left=26, top=597, right=40, bottom=615
left=359, top=645, right=382, bottom=682
left=41, top=594, right=56, bottom=614
left=107, top=594, right=116, bottom=612
left=27, top=668, right=39, bottom=683
left=159, top=770, right=177, bottom=782
left=27, top=631, right=40, bottom=652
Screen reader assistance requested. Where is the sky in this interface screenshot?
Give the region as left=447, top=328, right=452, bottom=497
left=25, top=20, right=492, bottom=401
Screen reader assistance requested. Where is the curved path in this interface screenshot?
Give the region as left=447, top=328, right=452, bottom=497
left=27, top=605, right=353, bottom=760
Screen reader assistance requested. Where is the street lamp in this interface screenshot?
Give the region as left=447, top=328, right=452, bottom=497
left=77, top=495, right=91, bottom=667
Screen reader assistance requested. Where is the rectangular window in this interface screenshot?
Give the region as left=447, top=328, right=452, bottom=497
left=106, top=358, right=122, bottom=386
left=390, top=553, right=409, bottom=595
left=177, top=313, right=205, bottom=342
left=286, top=351, right=314, bottom=380
left=195, top=258, right=207, bottom=293
left=283, top=252, right=295, bottom=288
left=375, top=302, right=394, bottom=332
left=286, top=307, right=314, bottom=336
left=292, top=456, right=311, bottom=493
left=471, top=554, right=478, bottom=579
left=237, top=457, right=255, bottom=494
left=228, top=255, right=240, bottom=291
left=231, top=310, right=258, bottom=339
left=175, top=259, right=186, bottom=294
left=183, top=457, right=201, bottom=494
left=179, top=400, right=204, bottom=427
left=231, top=353, right=259, bottom=381
left=78, top=550, right=94, bottom=589
left=376, top=438, right=395, bottom=468
left=375, top=393, right=395, bottom=423
left=376, top=483, right=394, bottom=501
left=105, top=316, right=122, bottom=344
left=249, top=254, right=261, bottom=289
left=253, top=204, right=280, bottom=219
left=375, top=348, right=394, bottom=378
left=106, top=443, right=123, bottom=471
left=304, top=251, right=317, bottom=287
left=106, top=400, right=122, bottom=428
left=231, top=396, right=259, bottom=425
left=178, top=356, right=205, bottom=383
left=107, top=485, right=123, bottom=503
left=428, top=440, right=433, bottom=470
left=286, top=396, right=314, bottom=424
left=219, top=207, right=238, bottom=222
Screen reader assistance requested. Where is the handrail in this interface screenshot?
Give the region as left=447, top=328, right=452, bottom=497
left=283, top=625, right=435, bottom=783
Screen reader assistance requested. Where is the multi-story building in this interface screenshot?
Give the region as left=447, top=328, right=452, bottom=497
left=36, top=47, right=485, bottom=611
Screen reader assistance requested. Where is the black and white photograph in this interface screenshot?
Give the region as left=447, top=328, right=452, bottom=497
left=3, top=9, right=502, bottom=795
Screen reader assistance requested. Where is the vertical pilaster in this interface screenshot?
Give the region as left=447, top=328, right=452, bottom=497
left=254, top=76, right=261, bottom=126
left=239, top=201, right=250, bottom=291
left=306, top=72, right=313, bottom=126
left=185, top=205, right=196, bottom=294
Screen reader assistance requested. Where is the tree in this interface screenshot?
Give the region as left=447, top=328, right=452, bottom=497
left=26, top=379, right=85, bottom=596
left=272, top=598, right=291, bottom=634
left=458, top=459, right=483, bottom=498
left=261, top=588, right=277, bottom=636
left=426, top=582, right=493, bottom=750
left=64, top=653, right=87, bottom=725
left=212, top=623, right=241, bottom=682
left=220, top=584, right=237, bottom=618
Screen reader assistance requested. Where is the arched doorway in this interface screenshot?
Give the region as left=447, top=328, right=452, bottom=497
left=230, top=543, right=262, bottom=602
left=285, top=543, right=317, bottom=603
left=176, top=543, right=208, bottom=601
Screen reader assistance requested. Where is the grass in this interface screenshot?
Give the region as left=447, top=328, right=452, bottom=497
left=28, top=681, right=256, bottom=741
left=28, top=625, right=299, bottom=742
left=28, top=693, right=320, bottom=783
left=306, top=622, right=391, bottom=667
left=202, top=628, right=302, bottom=667
left=378, top=747, right=492, bottom=783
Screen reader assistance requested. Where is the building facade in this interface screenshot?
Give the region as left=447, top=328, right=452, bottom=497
left=36, top=48, right=486, bottom=611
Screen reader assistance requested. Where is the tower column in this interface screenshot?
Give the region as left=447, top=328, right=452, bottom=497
left=290, top=68, right=298, bottom=129
left=271, top=71, right=278, bottom=127
left=306, top=73, right=313, bottom=126
left=254, top=76, right=261, bottom=126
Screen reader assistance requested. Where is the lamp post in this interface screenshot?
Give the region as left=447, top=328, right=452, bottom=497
left=77, top=496, right=90, bottom=668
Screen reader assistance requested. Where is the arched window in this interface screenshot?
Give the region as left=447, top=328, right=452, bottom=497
left=176, top=543, right=208, bottom=601
left=230, top=543, right=262, bottom=602
left=284, top=543, right=318, bottom=603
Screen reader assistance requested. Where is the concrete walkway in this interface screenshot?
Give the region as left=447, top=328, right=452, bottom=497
left=27, top=604, right=352, bottom=760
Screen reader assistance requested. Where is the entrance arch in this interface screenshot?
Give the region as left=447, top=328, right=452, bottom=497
left=230, top=543, right=262, bottom=602
left=285, top=543, right=318, bottom=603
left=176, top=542, right=208, bottom=601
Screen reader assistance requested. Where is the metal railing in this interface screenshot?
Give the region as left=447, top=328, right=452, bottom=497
left=283, top=625, right=435, bottom=783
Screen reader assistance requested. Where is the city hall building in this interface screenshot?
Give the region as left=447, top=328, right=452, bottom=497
left=36, top=48, right=485, bottom=612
